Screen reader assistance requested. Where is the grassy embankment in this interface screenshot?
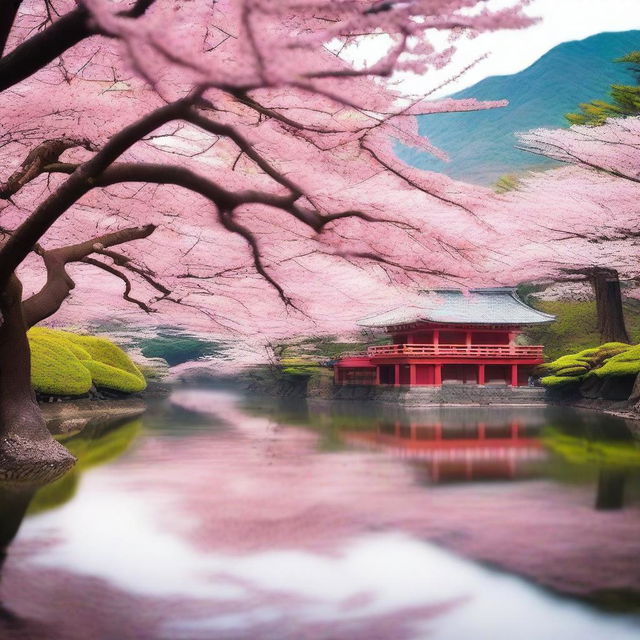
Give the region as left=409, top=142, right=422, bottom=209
left=523, top=299, right=640, bottom=361
left=524, top=299, right=640, bottom=391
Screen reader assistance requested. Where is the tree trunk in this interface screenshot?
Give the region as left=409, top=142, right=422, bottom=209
left=0, top=275, right=75, bottom=483
left=589, top=268, right=630, bottom=343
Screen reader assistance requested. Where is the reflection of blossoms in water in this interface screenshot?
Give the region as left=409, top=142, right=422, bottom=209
left=2, top=390, right=640, bottom=639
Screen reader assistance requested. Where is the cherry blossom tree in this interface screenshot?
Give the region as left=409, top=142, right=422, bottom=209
left=475, top=153, right=640, bottom=342
left=0, top=0, right=536, bottom=481
left=514, top=115, right=640, bottom=341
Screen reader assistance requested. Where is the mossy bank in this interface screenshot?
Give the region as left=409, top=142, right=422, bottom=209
left=28, top=327, right=149, bottom=399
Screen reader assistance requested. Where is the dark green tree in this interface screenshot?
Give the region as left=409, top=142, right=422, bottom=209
left=566, top=52, right=640, bottom=125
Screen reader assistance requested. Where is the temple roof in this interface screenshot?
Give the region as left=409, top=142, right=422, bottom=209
left=358, top=288, right=556, bottom=328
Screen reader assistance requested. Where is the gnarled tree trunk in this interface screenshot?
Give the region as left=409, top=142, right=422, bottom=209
left=0, top=224, right=156, bottom=484
left=0, top=275, right=75, bottom=483
left=589, top=267, right=630, bottom=344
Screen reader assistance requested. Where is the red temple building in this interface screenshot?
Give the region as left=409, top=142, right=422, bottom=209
left=334, top=288, right=555, bottom=387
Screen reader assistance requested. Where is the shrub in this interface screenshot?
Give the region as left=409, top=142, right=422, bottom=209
left=539, top=342, right=638, bottom=389
left=280, top=357, right=319, bottom=377
left=29, top=329, right=93, bottom=395
left=540, top=375, right=584, bottom=388
left=592, top=344, right=640, bottom=378
left=28, top=327, right=146, bottom=396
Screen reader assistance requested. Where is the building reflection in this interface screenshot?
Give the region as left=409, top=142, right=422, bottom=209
left=345, top=418, right=547, bottom=483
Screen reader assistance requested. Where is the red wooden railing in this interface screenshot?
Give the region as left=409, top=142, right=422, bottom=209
left=367, top=343, right=543, bottom=359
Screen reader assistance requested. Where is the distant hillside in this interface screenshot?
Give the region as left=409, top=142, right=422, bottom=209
left=398, top=30, right=640, bottom=185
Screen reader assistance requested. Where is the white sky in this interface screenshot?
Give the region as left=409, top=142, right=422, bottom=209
left=401, top=0, right=640, bottom=97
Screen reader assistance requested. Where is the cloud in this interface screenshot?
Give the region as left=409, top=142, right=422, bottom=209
left=398, top=0, right=640, bottom=97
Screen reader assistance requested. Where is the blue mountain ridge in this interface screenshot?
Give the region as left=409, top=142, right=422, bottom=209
left=397, top=30, right=640, bottom=185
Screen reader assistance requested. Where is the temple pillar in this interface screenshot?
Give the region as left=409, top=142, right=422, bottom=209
left=465, top=331, right=472, bottom=350
left=433, top=329, right=440, bottom=354
left=375, top=366, right=380, bottom=386
left=409, top=364, right=416, bottom=386
left=478, top=363, right=485, bottom=386
left=511, top=364, right=519, bottom=387
left=394, top=364, right=400, bottom=387
left=435, top=364, right=442, bottom=386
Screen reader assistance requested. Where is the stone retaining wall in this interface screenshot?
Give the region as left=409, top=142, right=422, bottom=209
left=332, top=384, right=547, bottom=405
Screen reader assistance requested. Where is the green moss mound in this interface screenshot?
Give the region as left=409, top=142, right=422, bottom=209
left=538, top=342, right=639, bottom=389
left=28, top=329, right=93, bottom=395
left=593, top=344, right=640, bottom=378
left=83, top=360, right=147, bottom=393
left=28, top=327, right=146, bottom=396
left=540, top=374, right=584, bottom=388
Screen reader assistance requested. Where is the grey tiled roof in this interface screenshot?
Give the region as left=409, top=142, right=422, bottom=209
left=358, top=288, right=555, bottom=328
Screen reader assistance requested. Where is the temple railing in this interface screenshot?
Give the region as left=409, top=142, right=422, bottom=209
left=367, top=344, right=544, bottom=359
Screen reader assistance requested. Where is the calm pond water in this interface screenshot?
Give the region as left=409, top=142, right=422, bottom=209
left=1, top=387, right=640, bottom=640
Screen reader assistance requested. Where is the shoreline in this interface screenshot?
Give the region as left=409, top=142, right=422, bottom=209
left=41, top=396, right=150, bottom=436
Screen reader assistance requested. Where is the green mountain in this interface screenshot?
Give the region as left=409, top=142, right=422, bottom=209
left=398, top=30, right=640, bottom=185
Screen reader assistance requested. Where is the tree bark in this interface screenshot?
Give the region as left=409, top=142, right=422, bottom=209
left=22, top=224, right=156, bottom=326
left=0, top=275, right=74, bottom=483
left=0, top=0, right=22, bottom=57
left=589, top=268, right=630, bottom=343
left=0, top=0, right=157, bottom=93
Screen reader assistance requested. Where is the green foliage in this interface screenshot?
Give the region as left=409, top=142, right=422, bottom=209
left=540, top=374, right=583, bottom=388
left=136, top=329, right=225, bottom=366
left=592, top=344, right=640, bottom=377
left=28, top=327, right=146, bottom=396
left=83, top=360, right=147, bottom=393
left=493, top=173, right=521, bottom=193
left=538, top=340, right=640, bottom=388
left=29, top=329, right=93, bottom=395
left=274, top=334, right=381, bottom=362
left=280, top=357, right=319, bottom=377
left=566, top=50, right=640, bottom=125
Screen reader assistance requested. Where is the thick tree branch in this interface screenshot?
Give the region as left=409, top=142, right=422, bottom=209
left=0, top=0, right=22, bottom=57
left=0, top=0, right=157, bottom=92
left=22, top=224, right=156, bottom=326
left=0, top=138, right=92, bottom=199
left=0, top=101, right=190, bottom=283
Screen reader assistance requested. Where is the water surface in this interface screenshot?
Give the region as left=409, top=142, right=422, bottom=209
left=1, top=388, right=640, bottom=639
